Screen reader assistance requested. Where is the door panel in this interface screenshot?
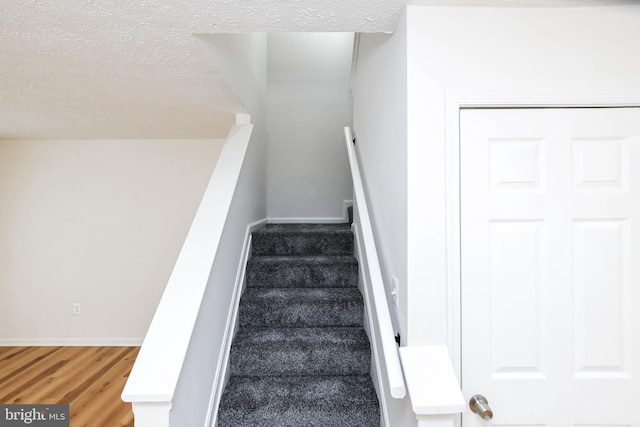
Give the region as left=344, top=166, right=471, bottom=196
left=460, top=108, right=640, bottom=427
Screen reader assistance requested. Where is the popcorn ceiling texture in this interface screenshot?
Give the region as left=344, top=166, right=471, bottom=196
left=0, top=0, right=619, bottom=139
left=0, top=0, right=405, bottom=139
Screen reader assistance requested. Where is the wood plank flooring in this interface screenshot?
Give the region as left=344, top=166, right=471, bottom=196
left=0, top=346, right=139, bottom=427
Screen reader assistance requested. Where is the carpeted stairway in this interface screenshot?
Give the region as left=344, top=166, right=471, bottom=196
left=217, top=223, right=380, bottom=426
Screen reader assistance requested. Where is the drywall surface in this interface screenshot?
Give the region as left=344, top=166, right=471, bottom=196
left=267, top=32, right=353, bottom=220
left=197, top=33, right=268, bottom=118
left=352, top=12, right=414, bottom=426
left=0, top=138, right=223, bottom=344
left=404, top=4, right=640, bottom=345
left=353, top=28, right=408, bottom=338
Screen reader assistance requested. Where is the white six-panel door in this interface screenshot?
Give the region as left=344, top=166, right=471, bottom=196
left=460, top=108, right=640, bottom=427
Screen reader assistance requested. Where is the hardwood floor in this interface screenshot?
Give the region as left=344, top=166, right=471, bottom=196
left=0, top=346, right=139, bottom=427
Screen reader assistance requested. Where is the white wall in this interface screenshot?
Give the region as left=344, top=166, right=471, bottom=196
left=267, top=32, right=353, bottom=220
left=352, top=12, right=414, bottom=426
left=353, top=27, right=408, bottom=339
left=197, top=33, right=267, bottom=120
left=404, top=4, right=640, bottom=346
left=0, top=139, right=223, bottom=344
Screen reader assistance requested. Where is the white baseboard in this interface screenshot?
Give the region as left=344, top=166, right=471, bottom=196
left=267, top=216, right=347, bottom=224
left=0, top=338, right=144, bottom=346
left=204, top=218, right=265, bottom=427
left=269, top=201, right=353, bottom=225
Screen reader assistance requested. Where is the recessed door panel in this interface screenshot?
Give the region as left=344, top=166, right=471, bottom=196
left=461, top=108, right=640, bottom=427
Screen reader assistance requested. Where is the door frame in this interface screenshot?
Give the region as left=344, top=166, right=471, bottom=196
left=445, top=89, right=640, bottom=389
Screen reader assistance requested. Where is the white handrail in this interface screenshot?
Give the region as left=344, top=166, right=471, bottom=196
left=344, top=126, right=406, bottom=399
left=122, top=124, right=254, bottom=426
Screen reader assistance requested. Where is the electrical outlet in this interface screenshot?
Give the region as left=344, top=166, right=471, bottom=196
left=73, top=303, right=82, bottom=315
left=391, top=276, right=399, bottom=308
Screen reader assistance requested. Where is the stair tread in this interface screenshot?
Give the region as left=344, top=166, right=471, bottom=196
left=253, top=223, right=352, bottom=234
left=251, top=223, right=354, bottom=256
left=230, top=327, right=371, bottom=377
left=232, top=326, right=370, bottom=348
left=239, top=288, right=363, bottom=327
left=218, top=375, right=379, bottom=427
left=246, top=255, right=358, bottom=288
left=241, top=287, right=363, bottom=302
left=248, top=254, right=357, bottom=263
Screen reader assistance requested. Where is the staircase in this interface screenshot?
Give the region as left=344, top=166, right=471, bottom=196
left=217, top=223, right=380, bottom=426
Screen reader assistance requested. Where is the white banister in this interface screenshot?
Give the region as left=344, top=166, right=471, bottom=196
left=344, top=126, right=406, bottom=399
left=122, top=124, right=254, bottom=426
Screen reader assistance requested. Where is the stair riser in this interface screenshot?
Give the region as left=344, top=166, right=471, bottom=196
left=252, top=232, right=354, bottom=256
left=220, top=376, right=378, bottom=409
left=230, top=347, right=370, bottom=377
left=246, top=258, right=358, bottom=288
left=239, top=301, right=363, bottom=328
left=229, top=329, right=371, bottom=377
left=218, top=376, right=379, bottom=427
left=218, top=408, right=379, bottom=427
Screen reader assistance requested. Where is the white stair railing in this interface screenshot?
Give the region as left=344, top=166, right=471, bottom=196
left=344, top=126, right=406, bottom=399
left=122, top=124, right=257, bottom=427
left=345, top=126, right=465, bottom=426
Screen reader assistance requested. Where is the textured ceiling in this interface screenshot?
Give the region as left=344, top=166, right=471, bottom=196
left=0, top=0, right=405, bottom=139
left=0, top=0, right=628, bottom=139
left=412, top=0, right=637, bottom=5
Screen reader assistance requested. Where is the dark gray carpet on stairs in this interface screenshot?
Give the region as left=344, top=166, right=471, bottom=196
left=218, top=223, right=380, bottom=426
